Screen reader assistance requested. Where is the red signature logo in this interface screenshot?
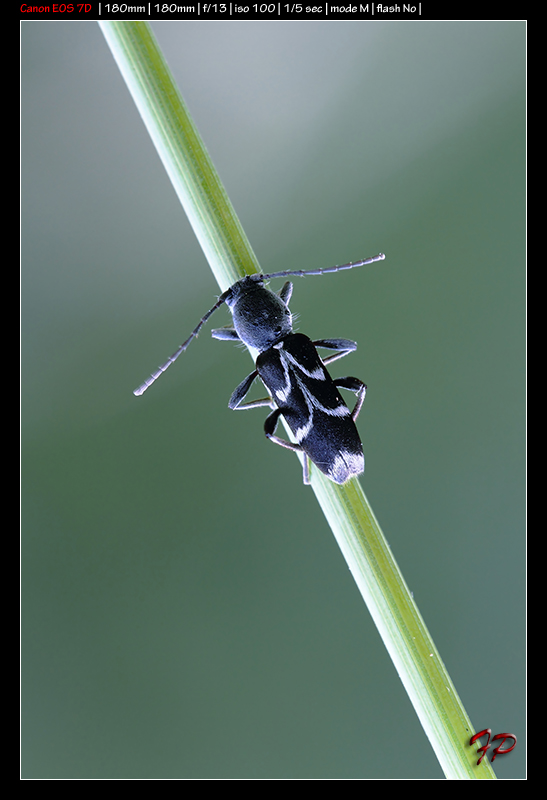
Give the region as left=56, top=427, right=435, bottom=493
left=470, top=729, right=517, bottom=765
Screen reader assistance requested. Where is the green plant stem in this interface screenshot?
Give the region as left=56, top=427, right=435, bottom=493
left=99, top=21, right=496, bottom=779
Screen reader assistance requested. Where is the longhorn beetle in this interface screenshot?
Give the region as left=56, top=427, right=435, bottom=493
left=134, top=253, right=385, bottom=485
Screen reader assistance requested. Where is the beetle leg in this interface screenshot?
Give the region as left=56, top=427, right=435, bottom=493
left=264, top=409, right=310, bottom=484
left=313, top=338, right=357, bottom=367
left=277, top=281, right=293, bottom=306
left=229, top=370, right=258, bottom=409
left=333, top=377, right=367, bottom=421
left=211, top=327, right=240, bottom=341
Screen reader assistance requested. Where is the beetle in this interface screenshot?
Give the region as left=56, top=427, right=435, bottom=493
left=133, top=252, right=385, bottom=484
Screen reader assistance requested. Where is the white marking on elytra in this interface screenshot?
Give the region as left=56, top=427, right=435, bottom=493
left=265, top=343, right=356, bottom=457
left=272, top=349, right=352, bottom=453
left=272, top=346, right=292, bottom=405
left=294, top=418, right=313, bottom=444
left=283, top=349, right=326, bottom=381
left=328, top=450, right=364, bottom=482
left=278, top=349, right=349, bottom=418
left=313, top=400, right=351, bottom=417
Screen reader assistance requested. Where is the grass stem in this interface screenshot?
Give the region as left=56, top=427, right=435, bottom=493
left=99, top=21, right=496, bottom=779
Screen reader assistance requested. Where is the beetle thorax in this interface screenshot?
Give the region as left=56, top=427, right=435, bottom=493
left=228, top=281, right=293, bottom=351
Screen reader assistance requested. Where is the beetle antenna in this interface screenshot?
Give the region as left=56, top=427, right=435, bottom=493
left=133, top=290, right=230, bottom=396
left=259, top=252, right=385, bottom=282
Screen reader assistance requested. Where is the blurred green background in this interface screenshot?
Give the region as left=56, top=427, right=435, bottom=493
left=22, top=21, right=525, bottom=778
